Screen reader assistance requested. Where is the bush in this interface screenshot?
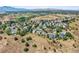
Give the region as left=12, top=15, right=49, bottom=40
left=14, top=37, right=18, bottom=41
left=25, top=42, right=29, bottom=47
left=5, top=27, right=12, bottom=35
left=24, top=48, right=29, bottom=52
left=17, top=17, right=26, bottom=22
left=44, top=47, right=46, bottom=50
left=2, top=24, right=7, bottom=30
left=56, top=27, right=62, bottom=33
left=0, top=30, right=4, bottom=34
left=63, top=32, right=74, bottom=40
left=65, top=32, right=74, bottom=39
left=17, top=28, right=28, bottom=36
left=32, top=44, right=37, bottom=48
left=19, top=30, right=27, bottom=36
left=17, top=17, right=29, bottom=23
left=53, top=49, right=56, bottom=52
left=21, top=39, right=25, bottom=43
left=4, top=37, right=7, bottom=39
left=26, top=37, right=32, bottom=41
left=63, top=36, right=68, bottom=40
left=73, top=44, right=76, bottom=48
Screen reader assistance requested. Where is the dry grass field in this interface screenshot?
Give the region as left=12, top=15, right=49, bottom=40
left=0, top=33, right=79, bottom=53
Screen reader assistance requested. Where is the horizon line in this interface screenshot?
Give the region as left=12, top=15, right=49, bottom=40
left=0, top=6, right=79, bottom=10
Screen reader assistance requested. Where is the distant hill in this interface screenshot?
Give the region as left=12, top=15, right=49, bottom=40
left=0, top=6, right=27, bottom=13
left=0, top=6, right=79, bottom=14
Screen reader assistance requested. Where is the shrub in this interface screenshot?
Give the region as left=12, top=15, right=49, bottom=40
left=14, top=37, right=18, bottom=41
left=25, top=42, right=29, bottom=47
left=17, top=17, right=26, bottom=22
left=63, top=32, right=74, bottom=40
left=4, top=37, right=7, bottom=39
left=5, top=27, right=12, bottom=35
left=26, top=37, right=32, bottom=41
left=32, top=44, right=37, bottom=48
left=2, top=24, right=7, bottom=30
left=63, top=36, right=68, bottom=40
left=52, top=40, right=56, bottom=43
left=19, top=30, right=27, bottom=36
left=56, top=27, right=62, bottom=33
left=73, top=44, right=76, bottom=48
left=0, top=30, right=4, bottom=34
left=65, top=32, right=74, bottom=39
left=44, top=46, right=46, bottom=50
left=17, top=28, right=27, bottom=36
left=24, top=48, right=29, bottom=52
left=53, top=49, right=56, bottom=52
left=59, top=44, right=62, bottom=47
left=21, top=39, right=25, bottom=43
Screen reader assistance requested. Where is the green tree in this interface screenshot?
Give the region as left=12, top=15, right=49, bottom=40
left=65, top=32, right=74, bottom=39
left=56, top=27, right=62, bottom=33
left=16, top=17, right=29, bottom=23
left=5, top=27, right=12, bottom=35
left=2, top=24, right=7, bottom=30
left=17, top=28, right=27, bottom=36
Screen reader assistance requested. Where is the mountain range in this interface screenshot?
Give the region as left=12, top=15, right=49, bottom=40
left=0, top=6, right=79, bottom=14
left=0, top=6, right=28, bottom=13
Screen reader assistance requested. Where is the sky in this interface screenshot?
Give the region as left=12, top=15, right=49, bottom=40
left=0, top=0, right=79, bottom=10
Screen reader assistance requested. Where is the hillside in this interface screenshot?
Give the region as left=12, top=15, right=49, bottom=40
left=0, top=6, right=27, bottom=13
left=0, top=11, right=79, bottom=53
